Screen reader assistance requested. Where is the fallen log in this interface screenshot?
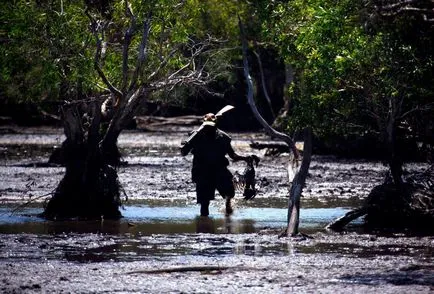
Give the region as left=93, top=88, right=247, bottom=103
left=134, top=115, right=202, bottom=130
left=126, top=265, right=261, bottom=275
left=326, top=207, right=368, bottom=231
left=249, top=141, right=289, bottom=153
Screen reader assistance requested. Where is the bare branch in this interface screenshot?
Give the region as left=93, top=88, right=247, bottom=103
left=168, top=62, right=192, bottom=80
left=253, top=50, right=276, bottom=119
left=154, top=60, right=210, bottom=88
left=146, top=36, right=222, bottom=95
left=149, top=35, right=228, bottom=84
left=129, top=14, right=152, bottom=92
left=399, top=102, right=434, bottom=120
left=85, top=9, right=123, bottom=98
left=122, top=0, right=137, bottom=94
left=378, top=0, right=424, bottom=11
left=148, top=45, right=182, bottom=81
left=375, top=0, right=434, bottom=22
left=238, top=17, right=299, bottom=159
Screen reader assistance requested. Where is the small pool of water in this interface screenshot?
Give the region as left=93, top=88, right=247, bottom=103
left=123, top=205, right=350, bottom=226
left=0, top=205, right=355, bottom=235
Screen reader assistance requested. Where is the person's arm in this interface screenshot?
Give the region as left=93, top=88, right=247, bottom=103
left=228, top=145, right=260, bottom=166
left=227, top=145, right=249, bottom=162
left=181, top=126, right=205, bottom=156
left=180, top=140, right=192, bottom=156
left=180, top=131, right=195, bottom=156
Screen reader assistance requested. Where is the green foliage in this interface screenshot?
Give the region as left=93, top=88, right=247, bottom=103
left=0, top=1, right=93, bottom=104
left=252, top=0, right=433, bottom=144
left=1, top=0, right=248, bottom=108
left=2, top=0, right=431, bottom=149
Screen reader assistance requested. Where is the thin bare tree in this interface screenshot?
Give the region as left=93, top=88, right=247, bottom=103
left=239, top=18, right=312, bottom=237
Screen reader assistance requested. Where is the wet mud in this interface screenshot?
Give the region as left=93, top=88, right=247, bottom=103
left=0, top=127, right=433, bottom=293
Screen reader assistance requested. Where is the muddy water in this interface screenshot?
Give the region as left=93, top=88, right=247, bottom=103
left=0, top=127, right=433, bottom=293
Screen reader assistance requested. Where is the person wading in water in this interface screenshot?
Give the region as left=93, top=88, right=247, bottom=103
left=181, top=106, right=255, bottom=217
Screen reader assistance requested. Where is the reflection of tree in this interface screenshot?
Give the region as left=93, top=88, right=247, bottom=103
left=46, top=219, right=123, bottom=234
left=195, top=216, right=257, bottom=234
left=223, top=217, right=256, bottom=234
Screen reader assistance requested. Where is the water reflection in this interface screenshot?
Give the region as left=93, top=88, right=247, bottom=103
left=195, top=216, right=256, bottom=234
left=0, top=205, right=327, bottom=263
left=195, top=216, right=215, bottom=233
left=0, top=205, right=355, bottom=235
left=0, top=206, right=429, bottom=264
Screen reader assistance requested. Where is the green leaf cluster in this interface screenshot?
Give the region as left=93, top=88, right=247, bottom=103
left=1, top=0, right=248, bottom=108
left=251, top=0, right=433, bottom=144
left=1, top=0, right=432, bottom=149
left=0, top=1, right=93, bottom=104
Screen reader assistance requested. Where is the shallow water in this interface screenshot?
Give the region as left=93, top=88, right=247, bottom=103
left=0, top=204, right=430, bottom=265
left=0, top=204, right=358, bottom=267
left=0, top=205, right=353, bottom=234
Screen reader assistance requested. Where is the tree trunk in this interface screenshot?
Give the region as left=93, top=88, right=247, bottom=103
left=239, top=17, right=312, bottom=237
left=386, top=112, right=403, bottom=186
left=284, top=127, right=312, bottom=236
left=42, top=101, right=122, bottom=220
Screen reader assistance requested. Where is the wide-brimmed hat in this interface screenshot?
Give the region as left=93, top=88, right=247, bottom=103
left=201, top=113, right=216, bottom=127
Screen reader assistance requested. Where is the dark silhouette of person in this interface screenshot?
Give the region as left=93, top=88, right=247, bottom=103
left=181, top=112, right=253, bottom=217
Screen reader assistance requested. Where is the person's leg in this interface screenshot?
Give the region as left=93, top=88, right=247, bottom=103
left=200, top=200, right=210, bottom=216
left=196, top=180, right=215, bottom=217
left=216, top=169, right=235, bottom=215
left=225, top=197, right=233, bottom=216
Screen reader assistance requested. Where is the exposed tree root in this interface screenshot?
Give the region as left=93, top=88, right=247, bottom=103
left=327, top=166, right=434, bottom=233
left=42, top=101, right=123, bottom=220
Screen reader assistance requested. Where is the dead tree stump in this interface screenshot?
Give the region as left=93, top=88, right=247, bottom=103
left=42, top=101, right=122, bottom=220
left=327, top=167, right=434, bottom=233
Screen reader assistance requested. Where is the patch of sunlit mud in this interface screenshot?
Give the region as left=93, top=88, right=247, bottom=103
left=1, top=128, right=429, bottom=205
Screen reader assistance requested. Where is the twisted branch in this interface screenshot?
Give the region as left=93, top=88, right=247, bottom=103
left=238, top=17, right=299, bottom=159
left=375, top=0, right=434, bottom=22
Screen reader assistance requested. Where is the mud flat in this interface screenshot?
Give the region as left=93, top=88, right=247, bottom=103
left=0, top=127, right=433, bottom=293
left=0, top=228, right=432, bottom=293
